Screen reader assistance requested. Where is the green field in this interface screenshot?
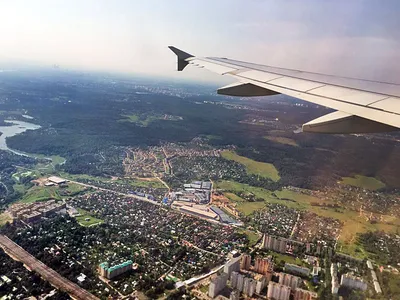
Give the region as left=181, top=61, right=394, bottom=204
left=127, top=177, right=165, bottom=189
left=271, top=252, right=308, bottom=267
left=119, top=114, right=163, bottom=127
left=221, top=151, right=280, bottom=182
left=0, top=213, right=12, bottom=226
left=264, top=136, right=298, bottom=147
left=61, top=172, right=165, bottom=189
left=341, top=175, right=385, bottom=191
left=75, top=208, right=104, bottom=226
left=18, top=183, right=87, bottom=203
left=217, top=180, right=400, bottom=258
left=239, top=229, right=261, bottom=246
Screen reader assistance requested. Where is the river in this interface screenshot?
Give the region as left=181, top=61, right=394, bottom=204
left=0, top=120, right=41, bottom=157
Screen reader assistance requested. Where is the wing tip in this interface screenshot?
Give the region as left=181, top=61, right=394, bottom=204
left=168, top=46, right=193, bottom=71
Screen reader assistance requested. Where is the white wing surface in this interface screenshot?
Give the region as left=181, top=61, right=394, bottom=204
left=169, top=46, right=400, bottom=133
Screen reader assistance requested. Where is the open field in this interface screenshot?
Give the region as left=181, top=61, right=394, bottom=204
left=270, top=252, right=308, bottom=267
left=217, top=180, right=400, bottom=258
left=18, top=183, right=87, bottom=203
left=119, top=113, right=157, bottom=127
left=119, top=113, right=178, bottom=127
left=239, top=229, right=261, bottom=246
left=75, top=208, right=104, bottom=227
left=341, top=175, right=386, bottom=190
left=221, top=151, right=280, bottom=182
left=60, top=172, right=165, bottom=189
left=0, top=212, right=11, bottom=226
left=236, top=202, right=266, bottom=216
left=264, top=136, right=298, bottom=147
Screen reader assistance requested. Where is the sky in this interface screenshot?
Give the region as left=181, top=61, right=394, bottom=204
left=1, top=0, right=400, bottom=83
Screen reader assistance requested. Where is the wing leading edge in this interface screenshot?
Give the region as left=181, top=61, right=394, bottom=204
left=169, top=46, right=400, bottom=134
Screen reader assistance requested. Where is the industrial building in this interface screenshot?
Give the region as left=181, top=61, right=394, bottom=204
left=8, top=200, right=66, bottom=222
left=176, top=204, right=218, bottom=220
left=98, top=260, right=133, bottom=279
left=267, top=281, right=291, bottom=300
left=172, top=181, right=212, bottom=204
left=210, top=206, right=237, bottom=224
left=284, top=263, right=310, bottom=277
left=208, top=273, right=228, bottom=298
left=47, top=176, right=67, bottom=185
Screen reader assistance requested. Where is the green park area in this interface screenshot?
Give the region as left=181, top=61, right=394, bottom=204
left=217, top=180, right=400, bottom=259
left=221, top=150, right=280, bottom=182
left=341, top=175, right=386, bottom=191
left=264, top=136, right=298, bottom=147
left=17, top=183, right=87, bottom=203
left=75, top=208, right=104, bottom=227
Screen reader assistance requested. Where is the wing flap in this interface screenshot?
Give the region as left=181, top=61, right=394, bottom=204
left=369, top=97, right=400, bottom=114
left=309, top=85, right=388, bottom=106
left=303, top=111, right=398, bottom=133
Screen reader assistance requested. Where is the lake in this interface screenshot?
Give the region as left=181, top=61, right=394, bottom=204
left=0, top=120, right=41, bottom=155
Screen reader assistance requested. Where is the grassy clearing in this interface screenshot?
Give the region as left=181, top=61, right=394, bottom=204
left=217, top=181, right=306, bottom=210
left=224, top=192, right=244, bottom=202
left=221, top=151, right=280, bottom=182
left=217, top=180, right=400, bottom=258
left=239, top=229, right=261, bottom=246
left=0, top=212, right=12, bottom=226
left=18, top=183, right=87, bottom=203
left=75, top=208, right=104, bottom=226
left=127, top=178, right=165, bottom=189
left=341, top=175, right=385, bottom=191
left=271, top=252, right=308, bottom=267
left=61, top=172, right=165, bottom=189
left=119, top=114, right=159, bottom=127
left=236, top=202, right=266, bottom=216
left=264, top=136, right=298, bottom=147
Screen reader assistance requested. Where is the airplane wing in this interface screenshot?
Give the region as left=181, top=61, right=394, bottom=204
left=169, top=46, right=400, bottom=134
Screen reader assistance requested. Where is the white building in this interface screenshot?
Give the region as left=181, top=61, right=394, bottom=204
left=209, top=273, right=228, bottom=298
left=224, top=257, right=241, bottom=277
left=267, top=281, right=291, bottom=300
left=340, top=274, right=367, bottom=291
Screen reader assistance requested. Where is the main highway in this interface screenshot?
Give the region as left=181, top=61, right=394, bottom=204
left=0, top=235, right=99, bottom=300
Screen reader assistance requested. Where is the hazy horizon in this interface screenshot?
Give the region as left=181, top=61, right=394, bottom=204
left=1, top=0, right=400, bottom=83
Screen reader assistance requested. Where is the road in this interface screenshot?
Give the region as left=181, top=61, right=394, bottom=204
left=0, top=180, right=8, bottom=195
left=0, top=235, right=99, bottom=300
left=67, top=179, right=161, bottom=206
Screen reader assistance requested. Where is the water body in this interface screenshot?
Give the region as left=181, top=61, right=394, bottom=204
left=0, top=120, right=41, bottom=156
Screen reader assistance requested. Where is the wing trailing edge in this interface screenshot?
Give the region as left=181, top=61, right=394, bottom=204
left=302, top=111, right=398, bottom=133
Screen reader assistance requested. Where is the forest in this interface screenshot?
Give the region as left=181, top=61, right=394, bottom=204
left=1, top=69, right=399, bottom=190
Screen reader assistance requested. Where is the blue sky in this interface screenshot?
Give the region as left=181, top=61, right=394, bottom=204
left=1, top=0, right=399, bottom=83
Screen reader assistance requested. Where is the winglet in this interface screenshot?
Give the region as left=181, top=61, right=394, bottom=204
left=168, top=46, right=194, bottom=71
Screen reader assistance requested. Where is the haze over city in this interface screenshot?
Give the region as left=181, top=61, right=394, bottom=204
left=1, top=0, right=400, bottom=82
